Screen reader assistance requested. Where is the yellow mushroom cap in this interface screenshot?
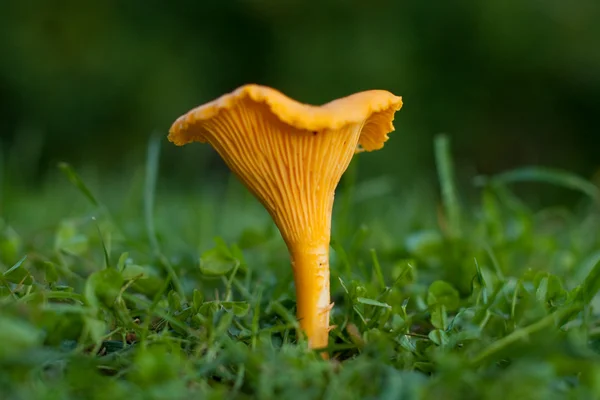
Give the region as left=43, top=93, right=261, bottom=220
left=168, top=84, right=402, bottom=246
left=169, top=84, right=403, bottom=152
left=168, top=84, right=402, bottom=350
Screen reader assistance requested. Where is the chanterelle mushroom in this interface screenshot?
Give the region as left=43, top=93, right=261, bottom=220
left=169, top=84, right=402, bottom=352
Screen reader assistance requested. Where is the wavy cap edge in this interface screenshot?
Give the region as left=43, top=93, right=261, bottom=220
left=168, top=84, right=403, bottom=148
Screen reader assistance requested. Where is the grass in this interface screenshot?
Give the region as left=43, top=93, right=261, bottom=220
left=2, top=134, right=600, bottom=399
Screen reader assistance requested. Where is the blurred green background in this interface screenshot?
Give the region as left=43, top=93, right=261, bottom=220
left=1, top=0, right=599, bottom=190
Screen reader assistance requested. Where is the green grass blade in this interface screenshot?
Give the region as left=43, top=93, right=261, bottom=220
left=434, top=134, right=461, bottom=238
left=3, top=255, right=27, bottom=276
left=268, top=300, right=300, bottom=328
left=145, top=133, right=161, bottom=253
left=490, top=166, right=600, bottom=202
left=356, top=297, right=391, bottom=309
left=576, top=258, right=600, bottom=305
left=370, top=249, right=386, bottom=289
left=470, top=305, right=579, bottom=366
left=92, top=217, right=111, bottom=269
left=58, top=162, right=99, bottom=207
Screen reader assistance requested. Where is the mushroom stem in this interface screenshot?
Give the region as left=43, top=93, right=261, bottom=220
left=289, top=242, right=331, bottom=352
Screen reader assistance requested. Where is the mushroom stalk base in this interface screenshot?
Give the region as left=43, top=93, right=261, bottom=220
left=290, top=244, right=331, bottom=353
